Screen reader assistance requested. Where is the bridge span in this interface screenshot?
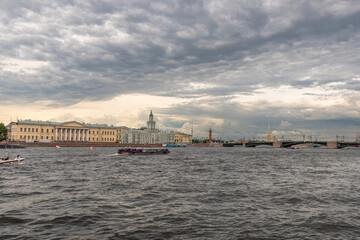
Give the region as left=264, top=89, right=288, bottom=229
left=223, top=141, right=359, bottom=149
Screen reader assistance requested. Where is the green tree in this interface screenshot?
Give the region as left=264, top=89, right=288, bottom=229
left=0, top=123, right=7, bottom=141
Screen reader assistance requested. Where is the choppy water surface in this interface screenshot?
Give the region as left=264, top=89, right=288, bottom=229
left=1, top=147, right=359, bottom=239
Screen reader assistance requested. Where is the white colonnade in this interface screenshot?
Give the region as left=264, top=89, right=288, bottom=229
left=55, top=128, right=90, bottom=142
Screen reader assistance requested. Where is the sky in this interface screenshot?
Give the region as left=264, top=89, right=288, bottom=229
left=1, top=0, right=360, bottom=140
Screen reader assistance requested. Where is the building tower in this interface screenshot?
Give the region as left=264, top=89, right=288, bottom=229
left=209, top=128, right=212, bottom=143
left=147, top=110, right=156, bottom=130
left=266, top=122, right=271, bottom=142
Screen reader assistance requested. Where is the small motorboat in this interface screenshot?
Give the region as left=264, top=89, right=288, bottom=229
left=118, top=147, right=170, bottom=155
left=0, top=156, right=25, bottom=165
left=287, top=146, right=299, bottom=150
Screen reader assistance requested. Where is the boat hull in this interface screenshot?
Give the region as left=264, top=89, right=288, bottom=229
left=0, top=158, right=25, bottom=165
left=118, top=148, right=170, bottom=155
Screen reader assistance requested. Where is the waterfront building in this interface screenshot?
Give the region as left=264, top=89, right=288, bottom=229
left=6, top=111, right=192, bottom=144
left=7, top=120, right=128, bottom=143
left=174, top=132, right=192, bottom=144
left=121, top=111, right=192, bottom=144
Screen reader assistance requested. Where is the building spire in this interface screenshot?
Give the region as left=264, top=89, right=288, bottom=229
left=147, top=110, right=156, bottom=130
left=266, top=121, right=271, bottom=142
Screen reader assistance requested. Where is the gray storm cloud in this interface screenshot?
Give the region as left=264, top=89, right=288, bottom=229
left=1, top=0, right=360, bottom=138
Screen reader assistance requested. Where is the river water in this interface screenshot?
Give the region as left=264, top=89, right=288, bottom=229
left=1, top=147, right=359, bottom=239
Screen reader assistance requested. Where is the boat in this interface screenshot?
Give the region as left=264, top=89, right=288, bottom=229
left=55, top=145, right=61, bottom=148
left=0, top=156, right=25, bottom=165
left=118, top=147, right=170, bottom=155
left=287, top=146, right=299, bottom=150
left=164, top=144, right=186, bottom=147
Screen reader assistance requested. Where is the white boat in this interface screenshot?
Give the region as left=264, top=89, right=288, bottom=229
left=0, top=156, right=25, bottom=165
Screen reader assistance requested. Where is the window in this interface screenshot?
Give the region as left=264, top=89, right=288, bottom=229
left=52, top=129, right=54, bottom=133
left=20, top=128, right=23, bottom=132
left=36, top=136, right=38, bottom=140
left=24, top=128, right=26, bottom=132
left=41, top=129, right=44, bottom=133
left=32, top=128, right=34, bottom=132
left=41, top=136, right=43, bottom=139
left=28, top=128, right=30, bottom=132
left=46, top=129, right=49, bottom=133
left=28, top=136, right=30, bottom=139
left=32, top=136, right=34, bottom=139
left=36, top=128, right=38, bottom=132
left=46, top=136, right=48, bottom=139
left=97, top=131, right=99, bottom=134
left=20, top=135, right=22, bottom=139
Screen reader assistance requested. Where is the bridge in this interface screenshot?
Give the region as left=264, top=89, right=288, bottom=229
left=223, top=141, right=360, bottom=149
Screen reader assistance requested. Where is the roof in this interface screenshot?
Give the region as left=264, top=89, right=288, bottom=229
left=9, top=120, right=129, bottom=129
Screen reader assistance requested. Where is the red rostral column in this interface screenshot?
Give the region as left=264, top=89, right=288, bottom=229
left=209, top=128, right=212, bottom=143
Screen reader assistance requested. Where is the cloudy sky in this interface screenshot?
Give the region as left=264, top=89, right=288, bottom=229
left=1, top=0, right=360, bottom=140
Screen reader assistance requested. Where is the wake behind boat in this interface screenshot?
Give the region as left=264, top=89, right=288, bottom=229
left=118, top=147, right=170, bottom=155
left=0, top=155, right=25, bottom=165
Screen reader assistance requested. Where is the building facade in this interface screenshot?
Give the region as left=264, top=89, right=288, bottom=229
left=121, top=111, right=192, bottom=144
left=174, top=132, right=192, bottom=144
left=7, top=120, right=128, bottom=143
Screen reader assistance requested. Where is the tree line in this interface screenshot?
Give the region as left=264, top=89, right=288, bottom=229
left=0, top=123, right=7, bottom=141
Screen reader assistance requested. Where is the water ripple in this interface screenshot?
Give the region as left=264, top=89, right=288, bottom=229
left=0, top=147, right=359, bottom=239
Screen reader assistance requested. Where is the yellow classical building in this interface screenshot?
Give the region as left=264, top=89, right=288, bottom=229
left=174, top=132, right=192, bottom=144
left=7, top=120, right=128, bottom=143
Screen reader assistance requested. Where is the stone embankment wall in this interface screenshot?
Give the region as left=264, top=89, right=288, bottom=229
left=190, top=143, right=223, bottom=147
left=7, top=142, right=224, bottom=148
left=9, top=142, right=163, bottom=148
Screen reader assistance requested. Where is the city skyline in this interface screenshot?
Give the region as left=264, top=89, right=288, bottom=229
left=1, top=1, right=360, bottom=139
